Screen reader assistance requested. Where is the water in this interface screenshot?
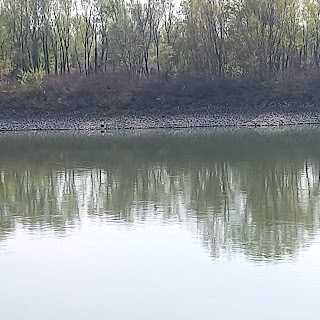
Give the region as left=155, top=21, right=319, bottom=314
left=0, top=128, right=319, bottom=320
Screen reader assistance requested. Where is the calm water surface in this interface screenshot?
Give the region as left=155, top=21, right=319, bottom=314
left=0, top=128, right=320, bottom=320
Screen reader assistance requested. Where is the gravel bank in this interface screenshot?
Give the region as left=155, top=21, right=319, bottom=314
left=0, top=110, right=320, bottom=131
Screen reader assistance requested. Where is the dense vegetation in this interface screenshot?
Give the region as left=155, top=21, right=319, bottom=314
left=1, top=0, right=320, bottom=81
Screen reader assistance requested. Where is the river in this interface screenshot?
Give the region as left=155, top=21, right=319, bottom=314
left=0, top=128, right=319, bottom=320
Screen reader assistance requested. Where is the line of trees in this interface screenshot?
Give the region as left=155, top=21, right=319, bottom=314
left=1, top=0, right=320, bottom=79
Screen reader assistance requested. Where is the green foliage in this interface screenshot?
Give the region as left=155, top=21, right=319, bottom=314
left=158, top=43, right=175, bottom=74
left=0, top=0, right=320, bottom=79
left=18, top=69, right=45, bottom=91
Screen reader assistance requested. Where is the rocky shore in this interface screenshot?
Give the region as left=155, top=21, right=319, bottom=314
left=1, top=109, right=320, bottom=131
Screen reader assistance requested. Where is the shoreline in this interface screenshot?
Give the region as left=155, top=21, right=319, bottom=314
left=1, top=111, right=320, bottom=131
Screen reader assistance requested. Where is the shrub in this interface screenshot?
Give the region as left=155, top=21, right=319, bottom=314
left=18, top=68, right=45, bottom=91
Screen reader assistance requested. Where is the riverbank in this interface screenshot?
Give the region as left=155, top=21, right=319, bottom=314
left=1, top=112, right=320, bottom=131
left=1, top=73, right=320, bottom=131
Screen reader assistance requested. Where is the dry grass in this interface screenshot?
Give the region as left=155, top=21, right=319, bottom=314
left=1, top=70, right=320, bottom=116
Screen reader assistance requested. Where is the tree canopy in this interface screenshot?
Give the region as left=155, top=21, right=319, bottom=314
left=1, top=0, right=320, bottom=79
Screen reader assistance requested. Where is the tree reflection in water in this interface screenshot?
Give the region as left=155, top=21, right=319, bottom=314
left=0, top=128, right=320, bottom=261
